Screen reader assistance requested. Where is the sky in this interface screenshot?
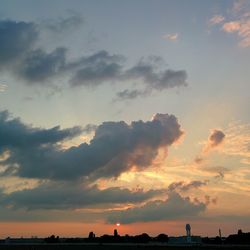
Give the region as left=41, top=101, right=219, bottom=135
left=0, top=0, right=250, bottom=238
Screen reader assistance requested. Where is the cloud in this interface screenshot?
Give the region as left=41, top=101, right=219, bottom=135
left=194, top=156, right=204, bottom=164
left=163, top=33, right=179, bottom=41
left=0, top=84, right=7, bottom=92
left=115, top=58, right=187, bottom=100
left=194, top=129, right=225, bottom=164
left=0, top=110, right=82, bottom=152
left=0, top=182, right=161, bottom=210
left=208, top=129, right=225, bottom=147
left=204, top=195, right=217, bottom=205
left=201, top=166, right=229, bottom=179
left=69, top=50, right=124, bottom=87
left=18, top=48, right=67, bottom=83
left=209, top=15, right=225, bottom=25
left=202, top=129, right=225, bottom=154
left=222, top=121, right=250, bottom=164
left=82, top=124, right=98, bottom=134
left=124, top=60, right=187, bottom=90
left=0, top=20, right=38, bottom=67
left=167, top=180, right=207, bottom=192
left=222, top=21, right=241, bottom=32
left=107, top=191, right=206, bottom=224
left=0, top=19, right=187, bottom=98
left=43, top=12, right=84, bottom=33
left=115, top=89, right=145, bottom=100
left=209, top=1, right=250, bottom=47
left=0, top=111, right=183, bottom=180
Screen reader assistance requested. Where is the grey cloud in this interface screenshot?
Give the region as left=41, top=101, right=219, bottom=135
left=107, top=191, right=206, bottom=224
left=0, top=110, right=82, bottom=154
left=115, top=89, right=147, bottom=100
left=82, top=124, right=98, bottom=134
left=0, top=183, right=161, bottom=210
left=0, top=19, right=187, bottom=99
left=70, top=62, right=122, bottom=87
left=0, top=20, right=38, bottom=67
left=124, top=62, right=187, bottom=91
left=114, top=59, right=187, bottom=100
left=167, top=180, right=207, bottom=192
left=43, top=12, right=84, bottom=33
left=18, top=48, right=67, bottom=83
left=209, top=129, right=225, bottom=147
left=69, top=50, right=125, bottom=87
left=1, top=111, right=183, bottom=180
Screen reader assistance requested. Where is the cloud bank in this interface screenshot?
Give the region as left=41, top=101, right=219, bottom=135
left=108, top=191, right=206, bottom=224
left=0, top=19, right=187, bottom=99
left=0, top=111, right=183, bottom=181
left=0, top=183, right=161, bottom=210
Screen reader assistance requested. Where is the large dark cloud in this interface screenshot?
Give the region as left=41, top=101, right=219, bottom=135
left=0, top=183, right=161, bottom=210
left=0, top=19, right=187, bottom=98
left=108, top=191, right=206, bottom=224
left=1, top=111, right=183, bottom=180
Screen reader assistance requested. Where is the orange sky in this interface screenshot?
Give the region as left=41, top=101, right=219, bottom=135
left=1, top=220, right=249, bottom=238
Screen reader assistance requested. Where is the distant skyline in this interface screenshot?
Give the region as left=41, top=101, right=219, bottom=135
left=0, top=0, right=249, bottom=238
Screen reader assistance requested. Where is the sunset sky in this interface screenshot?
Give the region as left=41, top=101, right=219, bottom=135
left=0, top=0, right=250, bottom=238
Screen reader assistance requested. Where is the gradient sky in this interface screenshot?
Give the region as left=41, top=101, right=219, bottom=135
left=0, top=0, right=250, bottom=238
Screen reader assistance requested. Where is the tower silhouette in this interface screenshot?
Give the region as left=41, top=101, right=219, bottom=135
left=186, top=224, right=191, bottom=237
left=114, top=229, right=118, bottom=237
left=185, top=224, right=191, bottom=243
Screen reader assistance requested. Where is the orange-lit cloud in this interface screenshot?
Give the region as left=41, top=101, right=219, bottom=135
left=209, top=15, right=225, bottom=25
left=209, top=1, right=250, bottom=47
left=222, top=121, right=250, bottom=164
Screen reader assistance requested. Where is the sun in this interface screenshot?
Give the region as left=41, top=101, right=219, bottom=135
left=116, top=223, right=120, bottom=227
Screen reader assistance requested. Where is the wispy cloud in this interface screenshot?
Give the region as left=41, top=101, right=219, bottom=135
left=208, top=15, right=225, bottom=25
left=209, top=0, right=250, bottom=47
left=0, top=84, right=7, bottom=92
left=222, top=121, right=250, bottom=164
left=163, top=33, right=179, bottom=42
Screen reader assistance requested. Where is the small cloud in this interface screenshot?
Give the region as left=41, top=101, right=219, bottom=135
left=209, top=15, right=225, bottom=25
left=0, top=84, right=7, bottom=92
left=194, top=156, right=204, bottom=164
left=203, top=129, right=225, bottom=154
left=222, top=21, right=241, bottom=32
left=208, top=129, right=226, bottom=147
left=163, top=33, right=179, bottom=41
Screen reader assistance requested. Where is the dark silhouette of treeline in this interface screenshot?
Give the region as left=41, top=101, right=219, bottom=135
left=45, top=232, right=169, bottom=244
left=42, top=229, right=250, bottom=245
left=202, top=230, right=250, bottom=245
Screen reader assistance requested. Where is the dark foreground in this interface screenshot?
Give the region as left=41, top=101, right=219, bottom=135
left=1, top=244, right=250, bottom=250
